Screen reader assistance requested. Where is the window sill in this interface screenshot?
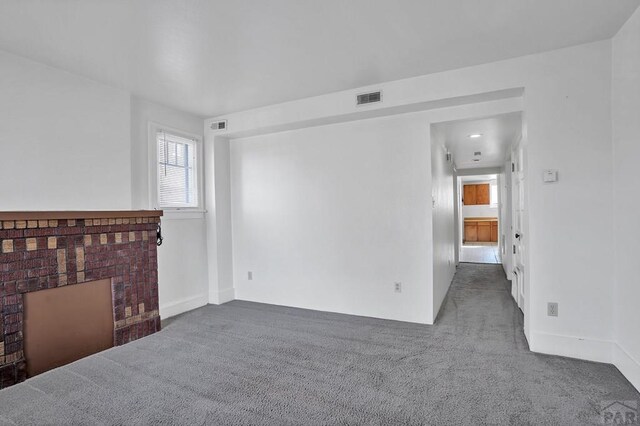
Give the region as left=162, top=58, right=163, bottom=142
left=161, top=209, right=207, bottom=220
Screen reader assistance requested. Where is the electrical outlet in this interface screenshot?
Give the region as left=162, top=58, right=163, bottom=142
left=547, top=302, right=558, bottom=317
left=248, top=271, right=253, bottom=280
left=394, top=282, right=402, bottom=293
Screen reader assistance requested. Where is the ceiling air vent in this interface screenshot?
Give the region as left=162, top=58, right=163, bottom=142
left=210, top=120, right=227, bottom=131
left=356, top=91, right=382, bottom=106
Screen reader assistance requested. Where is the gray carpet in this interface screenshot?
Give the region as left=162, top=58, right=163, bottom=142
left=0, top=263, right=637, bottom=425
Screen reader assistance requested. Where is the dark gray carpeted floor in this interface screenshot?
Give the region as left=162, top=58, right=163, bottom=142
left=0, top=263, right=637, bottom=425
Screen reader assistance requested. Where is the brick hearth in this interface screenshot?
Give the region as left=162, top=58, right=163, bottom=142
left=0, top=211, right=162, bottom=388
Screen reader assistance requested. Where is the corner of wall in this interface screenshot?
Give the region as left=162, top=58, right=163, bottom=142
left=613, top=343, right=640, bottom=392
left=204, top=133, right=235, bottom=306
left=210, top=288, right=236, bottom=305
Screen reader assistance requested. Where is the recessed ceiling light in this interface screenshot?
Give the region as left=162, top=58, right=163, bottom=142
left=469, top=134, right=483, bottom=138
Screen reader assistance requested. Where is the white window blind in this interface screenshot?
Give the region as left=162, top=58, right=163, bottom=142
left=157, top=130, right=198, bottom=208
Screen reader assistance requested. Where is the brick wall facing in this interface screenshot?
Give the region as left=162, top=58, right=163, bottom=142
left=0, top=215, right=161, bottom=389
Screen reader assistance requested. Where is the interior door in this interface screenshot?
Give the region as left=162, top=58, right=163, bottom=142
left=512, top=143, right=526, bottom=311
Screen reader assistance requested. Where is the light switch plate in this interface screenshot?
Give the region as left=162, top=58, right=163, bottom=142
left=543, top=169, right=558, bottom=183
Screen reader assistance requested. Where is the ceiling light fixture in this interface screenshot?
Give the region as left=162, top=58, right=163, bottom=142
left=469, top=134, right=483, bottom=138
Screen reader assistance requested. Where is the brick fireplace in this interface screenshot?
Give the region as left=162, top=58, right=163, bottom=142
left=0, top=211, right=162, bottom=389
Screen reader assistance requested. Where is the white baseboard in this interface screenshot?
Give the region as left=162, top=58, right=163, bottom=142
left=530, top=331, right=613, bottom=364
left=613, top=343, right=640, bottom=392
left=160, top=293, right=209, bottom=319
left=209, top=287, right=235, bottom=305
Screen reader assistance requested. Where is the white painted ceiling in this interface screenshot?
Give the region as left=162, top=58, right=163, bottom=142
left=0, top=1, right=638, bottom=117
left=436, top=112, right=522, bottom=169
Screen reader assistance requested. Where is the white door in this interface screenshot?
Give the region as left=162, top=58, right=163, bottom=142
left=511, top=142, right=526, bottom=311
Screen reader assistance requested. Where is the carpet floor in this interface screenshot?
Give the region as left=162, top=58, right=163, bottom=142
left=0, top=263, right=637, bottom=425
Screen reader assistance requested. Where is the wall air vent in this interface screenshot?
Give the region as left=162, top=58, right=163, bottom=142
left=356, top=91, right=382, bottom=106
left=210, top=120, right=227, bottom=131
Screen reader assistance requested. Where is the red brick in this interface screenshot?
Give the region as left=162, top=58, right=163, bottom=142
left=0, top=216, right=161, bottom=389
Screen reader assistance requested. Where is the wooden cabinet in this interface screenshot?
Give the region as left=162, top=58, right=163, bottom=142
left=490, top=221, right=498, bottom=243
left=476, top=184, right=490, bottom=205
left=464, top=222, right=478, bottom=242
left=477, top=222, right=491, bottom=242
left=463, top=183, right=490, bottom=205
left=463, top=185, right=477, bottom=205
left=464, top=217, right=498, bottom=243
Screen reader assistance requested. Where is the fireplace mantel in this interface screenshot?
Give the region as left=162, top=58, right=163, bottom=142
left=0, top=210, right=163, bottom=388
left=0, top=210, right=163, bottom=221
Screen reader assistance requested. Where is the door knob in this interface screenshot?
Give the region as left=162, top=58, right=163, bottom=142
left=515, top=233, right=521, bottom=239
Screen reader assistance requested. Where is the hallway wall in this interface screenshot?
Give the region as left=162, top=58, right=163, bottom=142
left=612, top=6, right=640, bottom=391
left=500, top=159, right=514, bottom=281
left=430, top=128, right=456, bottom=318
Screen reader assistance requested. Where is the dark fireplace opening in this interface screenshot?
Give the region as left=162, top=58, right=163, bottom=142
left=23, top=278, right=114, bottom=377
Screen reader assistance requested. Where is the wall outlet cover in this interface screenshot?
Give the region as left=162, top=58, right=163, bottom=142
left=543, top=169, right=558, bottom=183
left=394, top=282, right=402, bottom=293
left=547, top=302, right=558, bottom=317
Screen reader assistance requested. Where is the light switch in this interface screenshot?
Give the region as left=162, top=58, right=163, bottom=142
left=543, top=169, right=558, bottom=183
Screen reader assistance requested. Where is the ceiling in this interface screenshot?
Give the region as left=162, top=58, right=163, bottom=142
left=0, top=1, right=638, bottom=117
left=435, top=112, right=522, bottom=169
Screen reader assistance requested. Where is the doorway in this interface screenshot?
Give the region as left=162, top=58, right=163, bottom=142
left=431, top=109, right=527, bottom=327
left=459, top=174, right=500, bottom=264
left=432, top=110, right=525, bottom=290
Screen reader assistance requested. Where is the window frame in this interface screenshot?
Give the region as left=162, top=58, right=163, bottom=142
left=148, top=122, right=204, bottom=216
left=490, top=181, right=499, bottom=207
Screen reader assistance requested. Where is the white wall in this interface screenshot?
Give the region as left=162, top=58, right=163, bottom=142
left=231, top=114, right=433, bottom=323
left=462, top=204, right=498, bottom=219
left=209, top=40, right=617, bottom=366
left=0, top=50, right=209, bottom=320
left=430, top=128, right=456, bottom=318
left=612, top=7, right=640, bottom=391
left=0, top=50, right=131, bottom=210
left=130, top=97, right=209, bottom=318
left=204, top=136, right=235, bottom=305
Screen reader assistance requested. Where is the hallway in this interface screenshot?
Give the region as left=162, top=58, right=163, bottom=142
left=459, top=243, right=501, bottom=264
left=436, top=263, right=638, bottom=424
left=1, top=264, right=637, bottom=424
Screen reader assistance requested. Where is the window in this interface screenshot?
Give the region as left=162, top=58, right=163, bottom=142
left=490, top=182, right=499, bottom=206
left=153, top=127, right=202, bottom=210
